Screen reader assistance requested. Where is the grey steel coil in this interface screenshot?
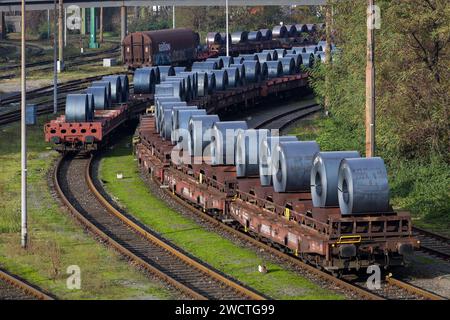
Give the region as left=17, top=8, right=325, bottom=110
left=248, top=31, right=262, bottom=41
left=180, top=71, right=198, bottom=99
left=259, top=29, right=272, bottom=40
left=255, top=52, right=272, bottom=63
left=188, top=114, right=220, bottom=157
left=220, top=56, right=234, bottom=68
left=173, top=66, right=186, bottom=75
left=155, top=82, right=183, bottom=99
left=295, top=24, right=308, bottom=33
left=171, top=106, right=199, bottom=144
left=86, top=86, right=108, bottom=110
left=314, top=51, right=327, bottom=63
left=303, top=45, right=318, bottom=54
left=300, top=53, right=314, bottom=68
left=102, top=75, right=122, bottom=104
left=91, top=80, right=112, bottom=108
left=229, top=63, right=246, bottom=85
left=220, top=32, right=231, bottom=45
left=292, top=46, right=306, bottom=53
left=305, top=24, right=317, bottom=33
left=338, top=157, right=390, bottom=215
left=157, top=101, right=187, bottom=134
left=206, top=72, right=216, bottom=93
left=235, top=129, right=269, bottom=177
left=272, top=25, right=288, bottom=38
left=275, top=48, right=287, bottom=58
left=206, top=32, right=222, bottom=44
left=272, top=141, right=320, bottom=192
left=154, top=96, right=183, bottom=132
left=174, top=73, right=193, bottom=100
left=231, top=31, right=248, bottom=44
left=285, top=53, right=303, bottom=72
left=210, top=121, right=248, bottom=166
left=134, top=68, right=156, bottom=94
left=284, top=24, right=297, bottom=37
left=259, top=136, right=298, bottom=186
left=192, top=61, right=218, bottom=71
left=211, top=70, right=228, bottom=91
left=142, top=66, right=160, bottom=83
left=260, top=62, right=268, bottom=81
left=262, top=49, right=278, bottom=61
left=173, top=109, right=206, bottom=145
left=310, top=151, right=361, bottom=208
left=195, top=72, right=209, bottom=97
left=279, top=57, right=296, bottom=75
left=165, top=76, right=187, bottom=100
left=239, top=54, right=258, bottom=62
left=265, top=60, right=283, bottom=78
left=242, top=60, right=260, bottom=83
left=157, top=66, right=176, bottom=81
left=118, top=74, right=129, bottom=103
left=86, top=93, right=95, bottom=121
left=65, top=94, right=90, bottom=123
left=285, top=49, right=297, bottom=55
left=161, top=109, right=174, bottom=141
left=223, top=67, right=240, bottom=88
left=207, top=57, right=224, bottom=69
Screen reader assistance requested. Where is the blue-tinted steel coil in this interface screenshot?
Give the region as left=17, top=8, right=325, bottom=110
left=211, top=70, right=228, bottom=91
left=259, top=29, right=272, bottom=40
left=231, top=31, right=248, bottom=44
left=295, top=24, right=308, bottom=33
left=305, top=24, right=317, bottom=33
left=134, top=68, right=156, bottom=94
left=157, top=101, right=187, bottom=133
left=86, top=93, right=95, bottom=121
left=272, top=25, right=288, bottom=38
left=171, top=106, right=199, bottom=143
left=242, top=60, right=260, bottom=83
left=285, top=53, right=303, bottom=72
left=275, top=48, right=287, bottom=58
left=206, top=72, right=216, bottom=93
left=311, top=151, right=361, bottom=208
left=279, top=57, right=296, bottom=75
left=284, top=24, right=297, bottom=37
left=235, top=129, right=269, bottom=177
left=303, top=45, right=318, bottom=54
left=248, top=31, right=262, bottom=41
left=219, top=56, right=234, bottom=68
left=188, top=114, right=220, bottom=157
left=86, top=86, right=108, bottom=110
left=220, top=32, right=231, bottom=45
left=210, top=121, right=248, bottom=166
left=102, top=75, right=122, bottom=104
left=223, top=67, right=240, bottom=88
left=173, top=66, right=186, bottom=75
left=207, top=57, right=224, bottom=69
left=173, top=109, right=206, bottom=144
left=338, top=158, right=390, bottom=215
left=230, top=63, right=246, bottom=85
left=91, top=80, right=112, bottom=107
left=255, top=52, right=271, bottom=63
left=118, top=74, right=129, bottom=103
left=65, top=94, right=89, bottom=123
left=260, top=62, right=269, bottom=81
left=300, top=53, right=314, bottom=68
left=206, top=32, right=221, bottom=44
left=195, top=72, right=209, bottom=97
left=265, top=61, right=283, bottom=78
left=192, top=61, right=218, bottom=71
left=238, top=54, right=257, bottom=62
left=157, top=66, right=175, bottom=81
left=180, top=71, right=198, bottom=99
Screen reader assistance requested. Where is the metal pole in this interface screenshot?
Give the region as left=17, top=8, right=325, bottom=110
left=324, top=3, right=332, bottom=111
left=365, top=0, right=375, bottom=157
left=99, top=6, right=103, bottom=43
left=120, top=5, right=127, bottom=62
left=53, top=0, right=58, bottom=114
left=58, top=0, right=64, bottom=71
left=20, top=0, right=27, bottom=249
left=64, top=7, right=67, bottom=47
left=172, top=6, right=175, bottom=29
left=225, top=0, right=229, bottom=57
left=47, top=9, right=50, bottom=40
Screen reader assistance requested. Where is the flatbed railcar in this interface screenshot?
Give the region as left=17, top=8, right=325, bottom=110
left=135, top=115, right=419, bottom=274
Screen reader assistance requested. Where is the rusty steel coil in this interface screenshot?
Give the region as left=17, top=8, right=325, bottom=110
left=210, top=121, right=248, bottom=166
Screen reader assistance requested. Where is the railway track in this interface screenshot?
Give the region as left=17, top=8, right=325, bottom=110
left=0, top=268, right=54, bottom=300
left=53, top=153, right=265, bottom=300
left=412, top=227, right=450, bottom=262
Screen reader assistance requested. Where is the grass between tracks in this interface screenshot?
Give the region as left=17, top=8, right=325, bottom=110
left=287, top=114, right=450, bottom=237
left=0, top=116, right=175, bottom=299
left=99, top=136, right=344, bottom=300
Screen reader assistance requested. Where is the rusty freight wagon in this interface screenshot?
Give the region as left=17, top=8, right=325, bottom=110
left=123, top=28, right=200, bottom=68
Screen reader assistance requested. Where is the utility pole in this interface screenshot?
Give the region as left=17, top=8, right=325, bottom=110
left=58, top=0, right=64, bottom=72
left=225, top=0, right=229, bottom=57
left=172, top=6, right=175, bottom=29
left=20, top=0, right=27, bottom=249
left=120, top=6, right=127, bottom=62
left=64, top=7, right=67, bottom=47
left=47, top=9, right=50, bottom=40
left=99, top=7, right=103, bottom=43
left=53, top=0, right=58, bottom=114
left=324, top=3, right=332, bottom=112
left=365, top=0, right=376, bottom=157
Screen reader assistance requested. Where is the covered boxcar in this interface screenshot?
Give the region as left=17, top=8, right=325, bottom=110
left=123, top=28, right=200, bottom=68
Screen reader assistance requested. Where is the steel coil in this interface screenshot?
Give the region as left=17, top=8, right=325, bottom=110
left=272, top=25, right=288, bottom=38
left=314, top=51, right=327, bottom=63
left=304, top=45, right=318, bottom=54
left=239, top=54, right=257, bottom=62
left=279, top=57, right=296, bottom=75
left=260, top=62, right=268, bottom=81
left=265, top=61, right=283, bottom=78
left=118, top=74, right=129, bottom=103
left=157, top=66, right=175, bottom=81
left=220, top=32, right=231, bottom=45
left=206, top=72, right=216, bottom=93
left=134, top=68, right=156, bottom=94
left=157, top=101, right=187, bottom=134
left=174, top=74, right=193, bottom=100
left=305, top=24, right=317, bottom=33
left=206, top=32, right=221, bottom=44
left=261, top=50, right=278, bottom=61
left=65, top=94, right=89, bottom=123
left=285, top=24, right=297, bottom=37
left=295, top=24, right=308, bottom=33
left=285, top=49, right=297, bottom=55
left=255, top=52, right=272, bottom=63
left=231, top=31, right=248, bottom=44
left=338, top=158, right=390, bottom=215
left=300, top=53, right=314, bottom=68
left=155, top=82, right=183, bottom=99
left=311, top=151, right=361, bottom=208
left=259, top=136, right=298, bottom=186
left=165, top=76, right=187, bottom=100
left=171, top=106, right=199, bottom=143
left=192, top=61, right=218, bottom=71
left=223, top=67, right=240, bottom=88
left=230, top=64, right=246, bottom=85
left=91, top=80, right=112, bottom=108
left=211, top=70, right=228, bottom=91
left=86, top=93, right=95, bottom=121
left=154, top=97, right=183, bottom=132
left=173, top=66, right=186, bottom=75
left=275, top=48, right=286, bottom=58
left=142, top=66, right=160, bottom=83
left=272, top=141, right=320, bottom=192
left=181, top=71, right=198, bottom=99
left=188, top=114, right=220, bottom=157
left=292, top=46, right=306, bottom=53
left=248, top=31, right=262, bottom=41
left=102, top=75, right=122, bottom=104
left=259, top=29, right=272, bottom=40
left=235, top=129, right=269, bottom=177
left=86, top=86, right=108, bottom=110
left=173, top=109, right=206, bottom=144
left=219, top=56, right=234, bottom=68
left=285, top=53, right=303, bottom=72
left=242, top=61, right=260, bottom=83
left=210, top=121, right=248, bottom=166
left=207, top=57, right=224, bottom=69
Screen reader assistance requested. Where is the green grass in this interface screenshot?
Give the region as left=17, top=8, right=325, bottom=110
left=0, top=116, right=175, bottom=300
left=99, top=136, right=344, bottom=300
left=288, top=115, right=450, bottom=236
